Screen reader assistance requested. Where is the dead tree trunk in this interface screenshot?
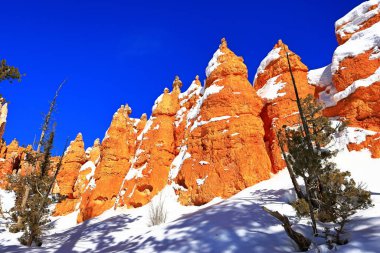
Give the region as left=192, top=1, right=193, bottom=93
left=263, top=206, right=311, bottom=251
left=276, top=131, right=304, bottom=200
left=283, top=48, right=318, bottom=235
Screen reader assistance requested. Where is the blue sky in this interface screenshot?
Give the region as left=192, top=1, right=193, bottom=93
left=0, top=0, right=363, bottom=154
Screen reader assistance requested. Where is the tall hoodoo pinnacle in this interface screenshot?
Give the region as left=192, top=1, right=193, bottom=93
left=125, top=104, right=132, bottom=115
left=205, top=38, right=248, bottom=86
left=194, top=75, right=201, bottom=86
left=172, top=75, right=183, bottom=91
left=220, top=37, right=228, bottom=49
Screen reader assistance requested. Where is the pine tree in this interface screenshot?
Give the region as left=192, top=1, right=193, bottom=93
left=7, top=81, right=67, bottom=246
left=273, top=48, right=372, bottom=247
left=277, top=95, right=372, bottom=245
left=0, top=59, right=21, bottom=83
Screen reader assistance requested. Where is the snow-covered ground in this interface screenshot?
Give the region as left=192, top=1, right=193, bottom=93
left=1, top=127, right=380, bottom=253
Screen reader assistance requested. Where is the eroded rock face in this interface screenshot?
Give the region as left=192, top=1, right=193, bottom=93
left=335, top=0, right=380, bottom=45
left=118, top=78, right=181, bottom=208
left=77, top=105, right=136, bottom=222
left=0, top=101, right=8, bottom=141
left=254, top=40, right=315, bottom=173
left=319, top=0, right=380, bottom=132
left=173, top=39, right=271, bottom=205
left=56, top=133, right=86, bottom=197
left=54, top=133, right=86, bottom=216
left=8, top=1, right=377, bottom=223
left=309, top=0, right=380, bottom=157
left=348, top=133, right=380, bottom=158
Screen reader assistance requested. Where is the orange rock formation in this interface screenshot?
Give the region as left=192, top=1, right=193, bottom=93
left=174, top=39, right=271, bottom=205
left=254, top=40, right=315, bottom=173
left=0, top=0, right=378, bottom=223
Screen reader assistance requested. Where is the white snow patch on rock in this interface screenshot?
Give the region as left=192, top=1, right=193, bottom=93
left=79, top=161, right=96, bottom=181
left=253, top=47, right=281, bottom=84
left=206, top=49, right=224, bottom=77
left=125, top=163, right=147, bottom=181
left=169, top=146, right=191, bottom=180
left=335, top=0, right=380, bottom=39
left=332, top=21, right=380, bottom=73
left=191, top=116, right=231, bottom=132
left=152, top=93, right=164, bottom=112
left=0, top=103, right=8, bottom=125
left=320, top=67, right=380, bottom=107
left=370, top=46, right=380, bottom=60
left=308, top=64, right=333, bottom=88
left=257, top=75, right=286, bottom=102
left=196, top=175, right=208, bottom=186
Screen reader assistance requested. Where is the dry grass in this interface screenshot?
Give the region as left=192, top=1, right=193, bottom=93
left=148, top=192, right=167, bottom=226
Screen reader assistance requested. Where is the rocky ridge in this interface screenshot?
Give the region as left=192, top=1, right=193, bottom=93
left=0, top=0, right=378, bottom=223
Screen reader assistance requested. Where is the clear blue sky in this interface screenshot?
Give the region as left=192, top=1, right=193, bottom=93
left=0, top=0, right=363, bottom=154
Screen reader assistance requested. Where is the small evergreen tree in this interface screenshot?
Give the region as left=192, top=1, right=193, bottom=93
left=318, top=170, right=372, bottom=245
left=0, top=59, right=21, bottom=83
left=271, top=48, right=372, bottom=248
left=277, top=95, right=372, bottom=246
left=7, top=81, right=66, bottom=246
left=8, top=131, right=55, bottom=246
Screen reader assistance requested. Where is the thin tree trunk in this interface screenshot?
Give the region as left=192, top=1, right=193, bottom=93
left=37, top=139, right=68, bottom=214
left=283, top=47, right=318, bottom=236
left=263, top=206, right=311, bottom=251
left=276, top=131, right=304, bottom=200
left=36, top=79, right=65, bottom=153
left=303, top=176, right=318, bottom=235
left=16, top=80, right=66, bottom=233
left=16, top=185, right=30, bottom=229
left=283, top=49, right=313, bottom=153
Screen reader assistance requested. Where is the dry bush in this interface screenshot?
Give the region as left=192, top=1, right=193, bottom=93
left=148, top=192, right=167, bottom=226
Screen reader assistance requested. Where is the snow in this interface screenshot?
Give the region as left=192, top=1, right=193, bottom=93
left=253, top=47, right=281, bottom=85
left=345, top=127, right=376, bottom=144
left=320, top=67, right=380, bottom=107
left=168, top=146, right=191, bottom=180
left=196, top=175, right=208, bottom=186
left=125, top=163, right=147, bottom=181
left=256, top=75, right=286, bottom=102
left=0, top=190, right=15, bottom=213
left=205, top=49, right=224, bottom=77
left=102, top=130, right=110, bottom=142
left=137, top=117, right=154, bottom=141
left=178, top=80, right=202, bottom=102
left=369, top=46, right=380, bottom=60
left=1, top=125, right=380, bottom=252
left=85, top=147, right=93, bottom=156
left=308, top=65, right=333, bottom=88
left=335, top=0, right=380, bottom=39
left=152, top=93, right=164, bottom=112
left=199, top=161, right=209, bottom=165
left=175, top=80, right=203, bottom=128
left=190, top=115, right=231, bottom=132
left=0, top=103, right=8, bottom=125
left=78, top=161, right=96, bottom=181
left=86, top=178, right=96, bottom=190
left=331, top=22, right=380, bottom=73
left=186, top=83, right=223, bottom=127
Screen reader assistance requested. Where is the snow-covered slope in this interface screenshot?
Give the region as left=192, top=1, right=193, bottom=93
left=1, top=126, right=380, bottom=253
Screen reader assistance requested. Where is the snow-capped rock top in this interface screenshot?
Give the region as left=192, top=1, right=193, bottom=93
left=335, top=0, right=380, bottom=44
left=205, top=38, right=248, bottom=87
left=253, top=47, right=281, bottom=85
left=332, top=22, right=380, bottom=73
left=308, top=64, right=333, bottom=88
